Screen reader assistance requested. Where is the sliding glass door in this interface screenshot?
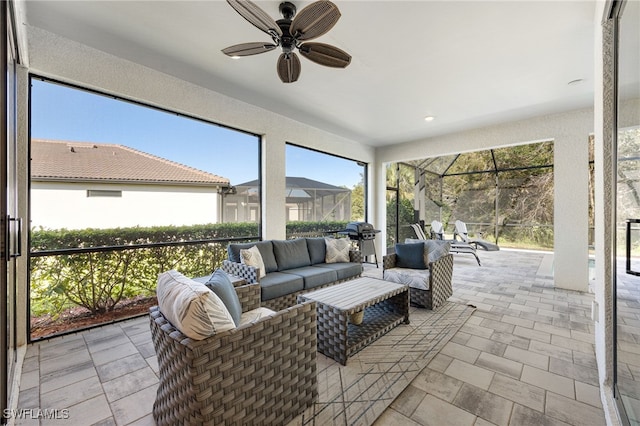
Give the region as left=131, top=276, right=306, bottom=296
left=614, top=1, right=640, bottom=424
left=2, top=1, right=21, bottom=422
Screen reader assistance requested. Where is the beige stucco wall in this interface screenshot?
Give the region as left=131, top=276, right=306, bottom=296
left=376, top=107, right=593, bottom=292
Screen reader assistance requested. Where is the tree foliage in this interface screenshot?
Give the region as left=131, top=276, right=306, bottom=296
left=400, top=142, right=557, bottom=248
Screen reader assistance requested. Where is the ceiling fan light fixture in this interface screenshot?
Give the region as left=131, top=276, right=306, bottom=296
left=222, top=0, right=351, bottom=83
left=424, top=116, right=436, bottom=122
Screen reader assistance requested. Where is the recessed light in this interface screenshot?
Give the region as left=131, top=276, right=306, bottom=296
left=424, top=116, right=435, bottom=122
left=568, top=79, right=584, bottom=86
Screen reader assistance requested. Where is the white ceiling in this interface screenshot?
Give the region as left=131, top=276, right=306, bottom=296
left=22, top=0, right=597, bottom=147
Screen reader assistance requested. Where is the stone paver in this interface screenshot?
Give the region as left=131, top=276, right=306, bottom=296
left=18, top=250, right=607, bottom=426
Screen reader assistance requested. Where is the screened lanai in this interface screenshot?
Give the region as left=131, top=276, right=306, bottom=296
left=226, top=176, right=352, bottom=223
left=389, top=141, right=556, bottom=250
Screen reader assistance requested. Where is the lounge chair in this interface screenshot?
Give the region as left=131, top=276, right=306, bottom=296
left=453, top=220, right=500, bottom=252
left=410, top=223, right=429, bottom=240
left=430, top=220, right=481, bottom=266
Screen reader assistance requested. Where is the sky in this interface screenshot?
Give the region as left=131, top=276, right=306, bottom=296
left=30, top=79, right=364, bottom=188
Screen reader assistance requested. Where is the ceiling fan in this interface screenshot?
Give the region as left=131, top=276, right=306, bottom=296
left=222, top=0, right=351, bottom=83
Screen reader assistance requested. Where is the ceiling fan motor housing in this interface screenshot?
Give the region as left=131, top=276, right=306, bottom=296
left=277, top=2, right=297, bottom=54
left=276, top=20, right=295, bottom=53
left=279, top=2, right=297, bottom=20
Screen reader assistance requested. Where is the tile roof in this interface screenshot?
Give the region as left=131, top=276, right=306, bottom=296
left=31, top=139, right=230, bottom=186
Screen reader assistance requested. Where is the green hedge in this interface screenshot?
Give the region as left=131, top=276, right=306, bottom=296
left=30, top=222, right=259, bottom=251
left=30, top=221, right=348, bottom=318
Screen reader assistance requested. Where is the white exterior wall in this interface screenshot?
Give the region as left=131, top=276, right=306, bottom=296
left=30, top=182, right=220, bottom=230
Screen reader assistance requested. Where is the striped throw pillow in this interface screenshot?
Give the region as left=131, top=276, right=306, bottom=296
left=157, top=270, right=235, bottom=340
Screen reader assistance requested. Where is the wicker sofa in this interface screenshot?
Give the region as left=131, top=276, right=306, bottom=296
left=382, top=240, right=454, bottom=309
left=222, top=237, right=363, bottom=310
left=149, top=281, right=318, bottom=425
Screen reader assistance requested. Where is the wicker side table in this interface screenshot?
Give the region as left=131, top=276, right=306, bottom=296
left=298, top=277, right=409, bottom=365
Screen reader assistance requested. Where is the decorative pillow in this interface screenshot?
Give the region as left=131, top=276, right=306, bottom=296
left=205, top=269, right=242, bottom=326
left=424, top=240, right=451, bottom=263
left=240, top=245, right=266, bottom=278
left=325, top=238, right=350, bottom=263
left=273, top=239, right=311, bottom=271
left=404, top=238, right=429, bottom=265
left=156, top=270, right=235, bottom=340
left=228, top=241, right=278, bottom=273
left=395, top=243, right=427, bottom=269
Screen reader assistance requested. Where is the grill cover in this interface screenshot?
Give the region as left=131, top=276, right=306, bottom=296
left=344, top=222, right=378, bottom=235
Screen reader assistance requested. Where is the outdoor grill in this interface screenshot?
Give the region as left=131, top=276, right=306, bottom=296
left=339, top=221, right=381, bottom=267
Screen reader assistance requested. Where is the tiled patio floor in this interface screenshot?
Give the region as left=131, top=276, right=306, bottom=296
left=15, top=249, right=605, bottom=425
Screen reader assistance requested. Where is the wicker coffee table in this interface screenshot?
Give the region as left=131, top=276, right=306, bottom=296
left=298, top=277, right=410, bottom=365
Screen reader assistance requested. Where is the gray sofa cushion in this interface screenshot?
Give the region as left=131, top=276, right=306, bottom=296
left=273, top=239, right=311, bottom=271
left=313, top=262, right=362, bottom=280
left=259, top=272, right=305, bottom=301
left=306, top=238, right=327, bottom=264
left=284, top=266, right=338, bottom=290
left=228, top=241, right=278, bottom=273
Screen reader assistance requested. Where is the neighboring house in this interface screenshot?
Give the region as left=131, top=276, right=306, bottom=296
left=30, top=139, right=230, bottom=230
left=227, top=177, right=351, bottom=223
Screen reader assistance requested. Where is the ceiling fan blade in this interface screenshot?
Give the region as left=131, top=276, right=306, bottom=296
left=222, top=42, right=277, bottom=57
left=299, top=42, right=351, bottom=68
left=226, top=0, right=283, bottom=37
left=290, top=1, right=341, bottom=41
left=277, top=53, right=301, bottom=83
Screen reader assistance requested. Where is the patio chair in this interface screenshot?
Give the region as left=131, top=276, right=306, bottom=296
left=382, top=240, right=454, bottom=309
left=149, top=278, right=318, bottom=425
left=453, top=220, right=500, bottom=251
left=410, top=223, right=429, bottom=240
left=431, top=220, right=481, bottom=266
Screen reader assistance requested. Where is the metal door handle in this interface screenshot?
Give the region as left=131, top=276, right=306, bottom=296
left=6, top=216, right=22, bottom=259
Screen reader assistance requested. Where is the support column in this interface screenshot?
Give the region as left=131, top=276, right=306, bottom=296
left=553, top=134, right=590, bottom=292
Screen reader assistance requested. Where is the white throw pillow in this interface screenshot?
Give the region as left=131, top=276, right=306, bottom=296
left=156, top=270, right=235, bottom=340
left=240, top=245, right=266, bottom=278
left=325, top=238, right=350, bottom=263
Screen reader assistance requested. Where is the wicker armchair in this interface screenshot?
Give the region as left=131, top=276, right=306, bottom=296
left=149, top=282, right=318, bottom=425
left=382, top=253, right=454, bottom=309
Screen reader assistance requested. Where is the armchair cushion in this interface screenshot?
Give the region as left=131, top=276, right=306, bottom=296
left=157, top=270, right=235, bottom=340
left=273, top=239, right=311, bottom=271
left=325, top=238, right=350, bottom=263
left=240, top=245, right=266, bottom=278
left=383, top=267, right=432, bottom=290
left=395, top=242, right=427, bottom=269
left=239, top=306, right=276, bottom=325
left=205, top=269, right=242, bottom=326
